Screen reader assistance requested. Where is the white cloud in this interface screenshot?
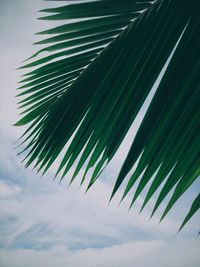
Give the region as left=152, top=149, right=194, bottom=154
left=0, top=181, right=21, bottom=198
left=68, top=239, right=200, bottom=267
left=1, top=239, right=200, bottom=267
left=1, top=132, right=199, bottom=266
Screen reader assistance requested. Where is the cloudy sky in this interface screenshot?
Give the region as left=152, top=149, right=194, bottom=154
left=0, top=1, right=200, bottom=266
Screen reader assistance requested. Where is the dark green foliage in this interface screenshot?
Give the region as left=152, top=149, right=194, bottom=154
left=16, top=0, right=200, bottom=231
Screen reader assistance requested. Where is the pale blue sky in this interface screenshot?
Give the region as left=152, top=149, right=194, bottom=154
left=0, top=1, right=200, bottom=267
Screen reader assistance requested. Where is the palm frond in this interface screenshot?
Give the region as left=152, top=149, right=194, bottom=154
left=16, top=0, right=200, bottom=230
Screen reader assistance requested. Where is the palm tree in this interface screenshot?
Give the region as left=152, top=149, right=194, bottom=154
left=16, top=0, right=200, bottom=231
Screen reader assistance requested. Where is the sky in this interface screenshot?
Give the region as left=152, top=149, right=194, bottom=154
left=0, top=1, right=200, bottom=267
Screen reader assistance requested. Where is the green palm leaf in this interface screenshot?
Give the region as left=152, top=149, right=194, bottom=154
left=16, top=0, right=200, bottom=231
